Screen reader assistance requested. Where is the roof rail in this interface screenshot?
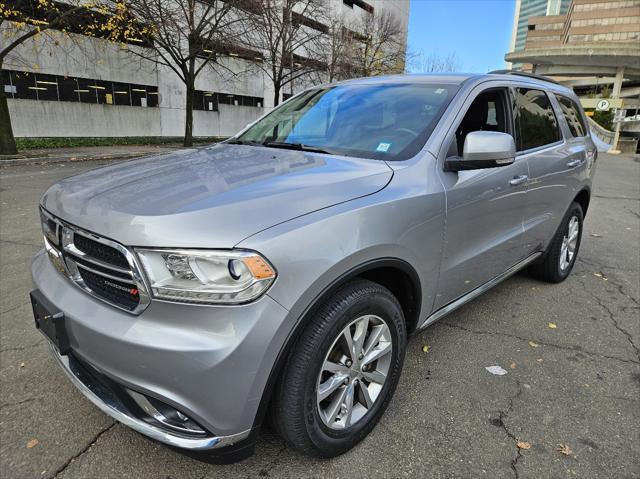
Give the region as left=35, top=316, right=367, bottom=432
left=488, top=70, right=562, bottom=86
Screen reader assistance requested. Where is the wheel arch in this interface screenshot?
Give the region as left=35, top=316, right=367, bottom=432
left=250, top=257, right=422, bottom=432
left=574, top=187, right=591, bottom=217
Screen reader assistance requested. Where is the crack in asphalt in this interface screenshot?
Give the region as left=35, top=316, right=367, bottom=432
left=0, top=301, right=30, bottom=316
left=0, top=238, right=42, bottom=248
left=0, top=397, right=39, bottom=410
left=441, top=322, right=639, bottom=365
left=0, top=339, right=45, bottom=353
left=496, top=381, right=525, bottom=479
left=572, top=272, right=640, bottom=362
left=588, top=289, right=640, bottom=362
left=50, top=422, right=116, bottom=479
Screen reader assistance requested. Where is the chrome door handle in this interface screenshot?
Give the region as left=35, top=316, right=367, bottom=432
left=509, top=175, right=528, bottom=186
left=567, top=159, right=582, bottom=168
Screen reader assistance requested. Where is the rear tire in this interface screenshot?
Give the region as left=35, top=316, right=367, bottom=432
left=271, top=279, right=406, bottom=457
left=529, top=201, right=583, bottom=283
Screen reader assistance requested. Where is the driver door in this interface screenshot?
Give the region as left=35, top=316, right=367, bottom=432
left=434, top=87, right=529, bottom=310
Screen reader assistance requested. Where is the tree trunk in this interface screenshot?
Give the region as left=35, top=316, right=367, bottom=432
left=0, top=68, right=18, bottom=155
left=273, top=83, right=280, bottom=107
left=184, top=82, right=194, bottom=147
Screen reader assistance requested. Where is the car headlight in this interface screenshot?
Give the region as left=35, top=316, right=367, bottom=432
left=135, top=249, right=276, bottom=304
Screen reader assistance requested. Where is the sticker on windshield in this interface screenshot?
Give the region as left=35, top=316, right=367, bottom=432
left=376, top=142, right=392, bottom=153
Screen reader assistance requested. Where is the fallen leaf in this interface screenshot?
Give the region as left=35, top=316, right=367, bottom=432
left=536, top=358, right=544, bottom=363
left=422, top=344, right=430, bottom=353
left=548, top=322, right=557, bottom=329
left=485, top=365, right=507, bottom=376
left=510, top=362, right=517, bottom=369
left=593, top=272, right=602, bottom=277
left=528, top=340, right=539, bottom=348
left=26, top=438, right=39, bottom=449
left=516, top=440, right=532, bottom=450
left=556, top=443, right=574, bottom=458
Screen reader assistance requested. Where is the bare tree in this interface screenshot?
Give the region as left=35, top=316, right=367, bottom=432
left=354, top=10, right=405, bottom=78
left=409, top=51, right=460, bottom=74
left=246, top=0, right=327, bottom=106
left=125, top=0, right=250, bottom=146
left=0, top=0, right=137, bottom=154
left=315, top=16, right=360, bottom=83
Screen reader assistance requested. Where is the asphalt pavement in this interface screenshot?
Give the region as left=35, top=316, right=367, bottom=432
left=1, top=153, right=638, bottom=478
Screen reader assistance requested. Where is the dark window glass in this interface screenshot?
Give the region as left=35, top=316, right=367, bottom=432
left=513, top=88, right=561, bottom=151
left=112, top=82, right=131, bottom=106
left=2, top=70, right=15, bottom=98
left=89, top=80, right=113, bottom=105
left=76, top=77, right=98, bottom=103
left=130, top=84, right=147, bottom=107
left=147, top=86, right=159, bottom=107
left=193, top=90, right=204, bottom=111
left=454, top=89, right=509, bottom=156
left=555, top=95, right=587, bottom=138
left=12, top=71, right=38, bottom=100
left=34, top=73, right=59, bottom=101
left=59, top=76, right=79, bottom=102
left=218, top=93, right=235, bottom=105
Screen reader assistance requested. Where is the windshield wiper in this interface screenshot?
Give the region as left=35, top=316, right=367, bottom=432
left=261, top=141, right=333, bottom=154
left=225, top=139, right=263, bottom=146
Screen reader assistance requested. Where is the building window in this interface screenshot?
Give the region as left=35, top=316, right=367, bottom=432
left=292, top=12, right=328, bottom=33
left=2, top=69, right=159, bottom=108
left=217, top=93, right=263, bottom=108
left=343, top=0, right=374, bottom=14
left=193, top=91, right=218, bottom=111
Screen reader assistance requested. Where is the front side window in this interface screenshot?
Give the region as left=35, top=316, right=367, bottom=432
left=555, top=95, right=587, bottom=138
left=513, top=88, right=561, bottom=151
left=235, top=83, right=459, bottom=161
left=453, top=88, right=510, bottom=156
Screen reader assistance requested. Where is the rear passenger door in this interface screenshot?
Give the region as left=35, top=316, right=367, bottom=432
left=512, top=87, right=575, bottom=255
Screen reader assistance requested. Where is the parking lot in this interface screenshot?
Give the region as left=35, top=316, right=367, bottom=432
left=1, top=152, right=638, bottom=478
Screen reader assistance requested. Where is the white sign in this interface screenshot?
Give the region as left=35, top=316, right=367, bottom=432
left=613, top=109, right=627, bottom=122
left=596, top=99, right=610, bottom=111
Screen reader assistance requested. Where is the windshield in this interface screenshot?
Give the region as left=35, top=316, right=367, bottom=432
left=234, top=83, right=459, bottom=161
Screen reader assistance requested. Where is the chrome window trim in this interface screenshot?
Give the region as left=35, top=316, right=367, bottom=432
left=40, top=207, right=151, bottom=315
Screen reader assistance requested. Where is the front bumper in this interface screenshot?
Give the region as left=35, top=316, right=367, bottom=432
left=32, top=250, right=291, bottom=450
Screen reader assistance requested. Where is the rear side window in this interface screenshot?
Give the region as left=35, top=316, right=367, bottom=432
left=513, top=88, right=561, bottom=151
left=556, top=95, right=587, bottom=138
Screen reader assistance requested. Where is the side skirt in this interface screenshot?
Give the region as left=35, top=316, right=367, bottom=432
left=417, top=252, right=542, bottom=330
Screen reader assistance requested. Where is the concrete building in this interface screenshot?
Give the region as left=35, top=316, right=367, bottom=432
left=2, top=0, right=410, bottom=139
left=508, top=0, right=571, bottom=69
left=505, top=0, right=640, bottom=151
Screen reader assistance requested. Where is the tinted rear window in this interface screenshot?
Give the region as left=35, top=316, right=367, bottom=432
left=556, top=95, right=587, bottom=138
left=513, top=88, right=562, bottom=151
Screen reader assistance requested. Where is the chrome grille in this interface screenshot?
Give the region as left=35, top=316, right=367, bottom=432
left=40, top=208, right=150, bottom=314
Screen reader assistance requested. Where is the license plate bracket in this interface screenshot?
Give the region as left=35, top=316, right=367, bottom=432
left=30, top=290, right=70, bottom=355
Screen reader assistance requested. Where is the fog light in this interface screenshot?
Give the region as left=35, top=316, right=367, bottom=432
left=127, top=389, right=206, bottom=435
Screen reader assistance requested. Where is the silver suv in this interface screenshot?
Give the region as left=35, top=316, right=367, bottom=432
left=31, top=73, right=596, bottom=460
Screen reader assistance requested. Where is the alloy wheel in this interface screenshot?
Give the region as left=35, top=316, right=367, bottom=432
left=559, top=216, right=580, bottom=271
left=316, top=314, right=393, bottom=430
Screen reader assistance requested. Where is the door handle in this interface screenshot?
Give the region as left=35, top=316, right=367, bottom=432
left=567, top=159, right=582, bottom=168
left=509, top=175, right=528, bottom=186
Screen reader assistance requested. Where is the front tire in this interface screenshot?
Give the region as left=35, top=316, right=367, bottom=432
left=529, top=201, right=584, bottom=283
left=272, top=279, right=407, bottom=457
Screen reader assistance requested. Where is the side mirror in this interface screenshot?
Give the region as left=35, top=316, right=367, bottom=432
left=445, top=131, right=516, bottom=171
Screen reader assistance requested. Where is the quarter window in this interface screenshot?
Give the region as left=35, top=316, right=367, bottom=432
left=555, top=95, right=587, bottom=138
left=513, top=88, right=561, bottom=151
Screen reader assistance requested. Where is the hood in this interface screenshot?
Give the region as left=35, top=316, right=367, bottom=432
left=41, top=144, right=393, bottom=247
